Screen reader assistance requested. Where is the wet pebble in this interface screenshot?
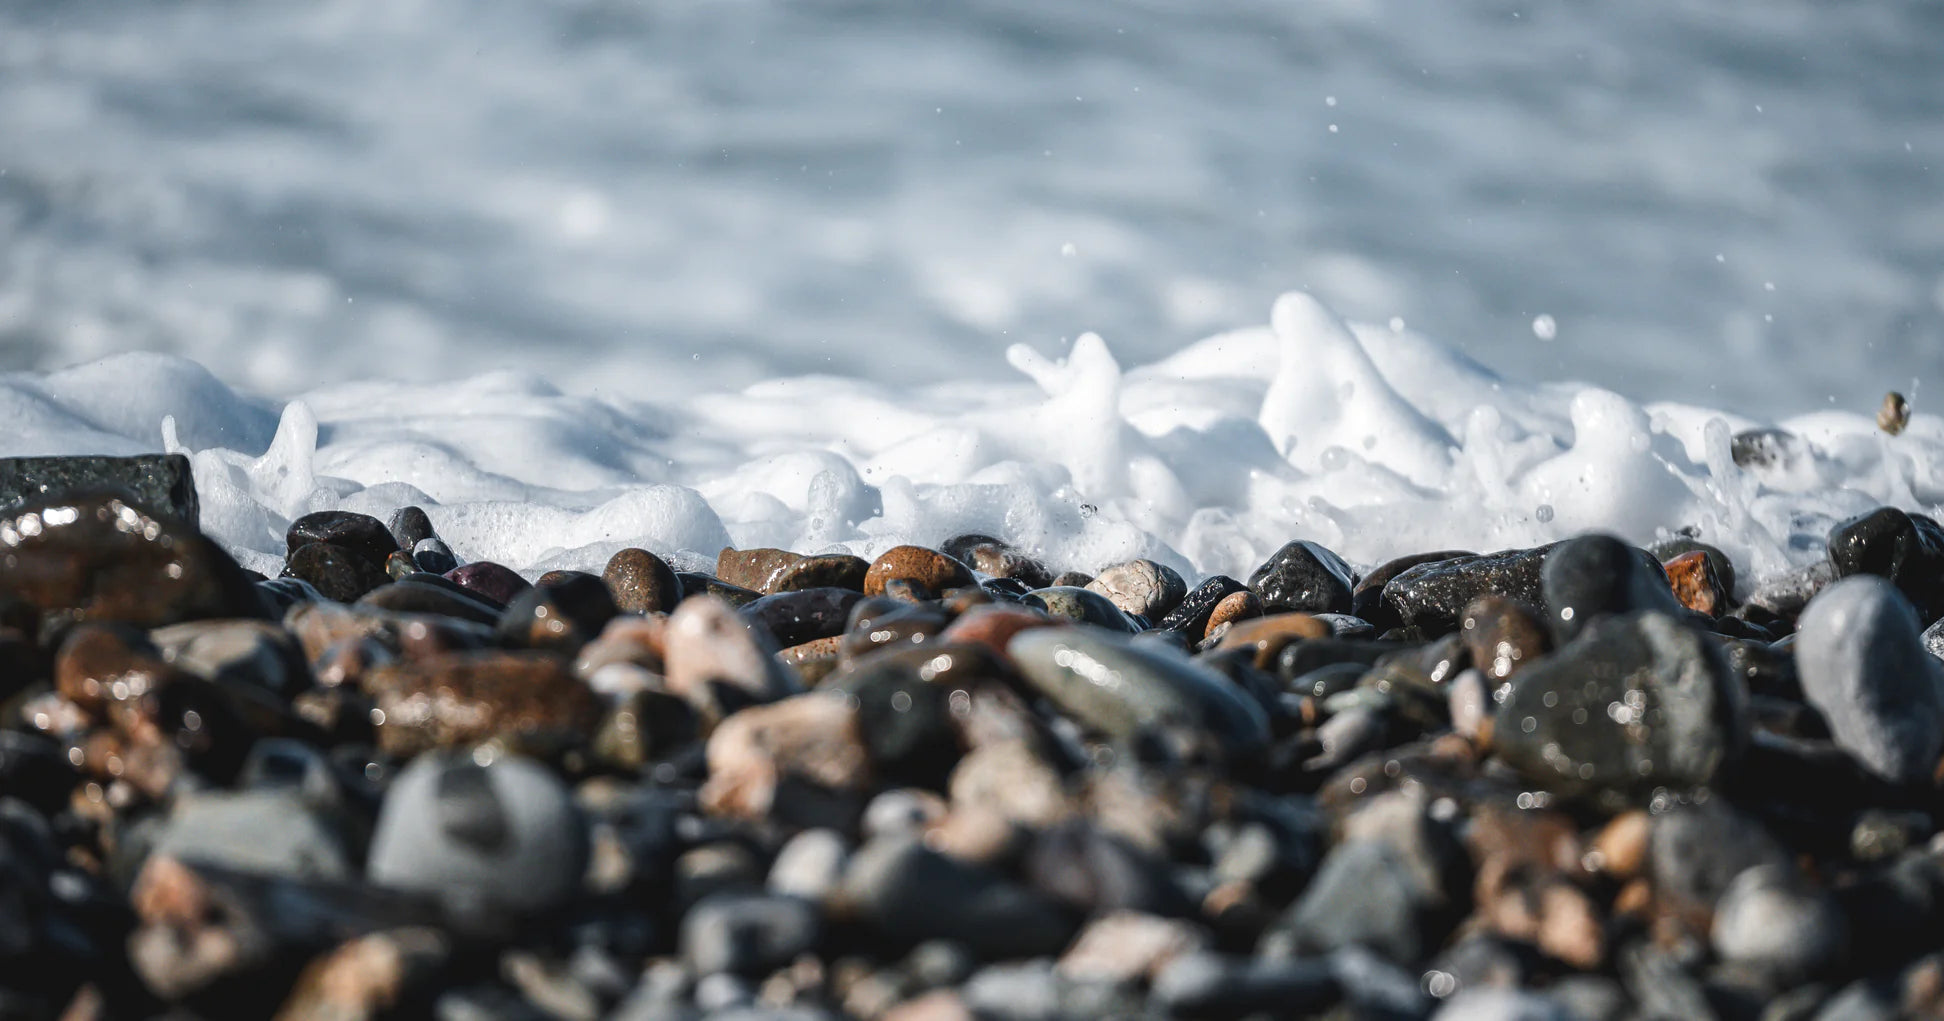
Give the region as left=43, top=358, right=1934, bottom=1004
left=1021, top=585, right=1135, bottom=631
left=1247, top=539, right=1356, bottom=615
left=1794, top=576, right=1944, bottom=785
left=603, top=547, right=682, bottom=614
left=864, top=546, right=975, bottom=598
left=1084, top=559, right=1187, bottom=621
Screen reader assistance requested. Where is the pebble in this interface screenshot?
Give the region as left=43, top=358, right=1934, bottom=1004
left=1, top=492, right=267, bottom=638
left=444, top=561, right=531, bottom=607
left=863, top=545, right=975, bottom=597
left=1084, top=559, right=1187, bottom=620
left=367, top=753, right=587, bottom=924
left=1458, top=595, right=1549, bottom=681
left=699, top=692, right=872, bottom=825
left=766, top=553, right=871, bottom=594
left=1827, top=506, right=1944, bottom=620
left=1493, top=611, right=1746, bottom=805
left=716, top=547, right=804, bottom=592
left=1380, top=544, right=1556, bottom=635
left=1201, top=589, right=1265, bottom=640
left=740, top=587, right=864, bottom=649
left=838, top=835, right=1077, bottom=960
left=2, top=467, right=1935, bottom=1016
left=360, top=650, right=605, bottom=759
left=1710, top=864, right=1847, bottom=980
left=1021, top=585, right=1136, bottom=631
left=0, top=452, right=200, bottom=523
left=941, top=534, right=1054, bottom=590
left=1007, top=627, right=1270, bottom=760
left=1538, top=533, right=1681, bottom=644
left=1793, top=575, right=1944, bottom=785
left=1247, top=539, right=1357, bottom=615
left=1650, top=537, right=1738, bottom=601
left=663, top=595, right=802, bottom=722
left=603, top=547, right=682, bottom=614
left=388, top=505, right=439, bottom=549
left=681, top=892, right=822, bottom=977
left=1662, top=549, right=1730, bottom=617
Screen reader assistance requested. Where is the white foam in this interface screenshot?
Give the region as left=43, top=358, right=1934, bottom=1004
left=2, top=293, right=1937, bottom=589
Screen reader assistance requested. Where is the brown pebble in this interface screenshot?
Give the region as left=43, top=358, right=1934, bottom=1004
left=573, top=614, right=668, bottom=679
left=55, top=623, right=177, bottom=717
left=922, top=804, right=1025, bottom=867
left=1880, top=391, right=1911, bottom=436
left=1049, top=570, right=1094, bottom=588
left=937, top=604, right=1060, bottom=658
left=602, top=547, right=682, bottom=614
left=273, top=928, right=451, bottom=1021
left=947, top=536, right=1054, bottom=589
left=768, top=552, right=872, bottom=594
left=781, top=635, right=846, bottom=687
left=949, top=740, right=1073, bottom=830
left=1593, top=810, right=1651, bottom=881
left=881, top=991, right=974, bottom=1021
left=1202, top=589, right=1266, bottom=642
left=1458, top=594, right=1550, bottom=680
left=1663, top=550, right=1729, bottom=618
left=699, top=692, right=872, bottom=821
left=1537, top=880, right=1606, bottom=970
left=1613, top=877, right=1654, bottom=919
left=863, top=545, right=975, bottom=597
left=1058, top=911, right=1207, bottom=984
left=1214, top=614, right=1318, bottom=672
left=360, top=651, right=604, bottom=760
left=1, top=493, right=266, bottom=640
left=716, top=547, right=804, bottom=592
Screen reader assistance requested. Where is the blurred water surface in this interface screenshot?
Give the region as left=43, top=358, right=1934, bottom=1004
left=2, top=0, right=1940, bottom=414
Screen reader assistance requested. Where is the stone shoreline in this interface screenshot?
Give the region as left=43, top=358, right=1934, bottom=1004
left=2, top=456, right=1943, bottom=1020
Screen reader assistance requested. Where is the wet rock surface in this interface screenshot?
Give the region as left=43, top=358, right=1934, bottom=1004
left=0, top=456, right=1936, bottom=1020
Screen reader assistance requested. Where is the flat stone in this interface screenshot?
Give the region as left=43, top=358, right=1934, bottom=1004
left=675, top=572, right=763, bottom=608
left=151, top=618, right=309, bottom=696
left=1793, top=575, right=1944, bottom=785
left=1248, top=540, right=1356, bottom=615
left=1085, top=559, right=1187, bottom=620
left=1493, top=611, right=1746, bottom=806
left=358, top=575, right=504, bottom=626
left=1007, top=627, right=1269, bottom=760
left=603, top=547, right=682, bottom=615
left=1380, top=544, right=1557, bottom=636
left=941, top=534, right=1053, bottom=589
left=0, top=453, right=198, bottom=523
left=1212, top=611, right=1327, bottom=668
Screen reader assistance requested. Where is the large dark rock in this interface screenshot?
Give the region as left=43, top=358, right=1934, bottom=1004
left=1248, top=540, right=1356, bottom=615
left=1493, top=611, right=1747, bottom=807
left=1539, top=533, right=1682, bottom=644
left=1828, top=506, right=1944, bottom=622
left=1378, top=544, right=1557, bottom=636
left=0, top=491, right=266, bottom=640
left=0, top=453, right=198, bottom=523
left=839, top=835, right=1077, bottom=960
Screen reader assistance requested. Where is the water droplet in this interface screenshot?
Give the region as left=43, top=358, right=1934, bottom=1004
left=1532, top=314, right=1558, bottom=340
left=1535, top=504, right=1555, bottom=523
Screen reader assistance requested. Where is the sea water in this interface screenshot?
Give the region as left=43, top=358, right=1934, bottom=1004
left=2, top=291, right=1937, bottom=594
left=2, top=0, right=1941, bottom=415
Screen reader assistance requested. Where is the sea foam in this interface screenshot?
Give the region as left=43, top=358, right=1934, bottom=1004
left=2, top=293, right=1936, bottom=592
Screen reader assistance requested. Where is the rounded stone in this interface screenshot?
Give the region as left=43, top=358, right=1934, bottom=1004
left=1085, top=560, right=1188, bottom=621
left=1247, top=540, right=1356, bottom=615
left=443, top=561, right=530, bottom=607
left=767, top=553, right=871, bottom=594
left=1793, top=575, right=1944, bottom=785
left=864, top=546, right=975, bottom=597
left=367, top=753, right=588, bottom=920
left=602, top=547, right=683, bottom=615
left=1023, top=586, right=1135, bottom=632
